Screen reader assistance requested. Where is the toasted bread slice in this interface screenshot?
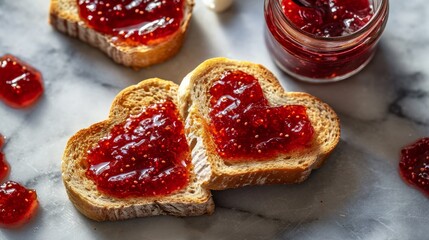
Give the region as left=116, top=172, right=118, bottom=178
left=49, top=0, right=194, bottom=68
left=62, top=79, right=214, bottom=221
left=178, top=58, right=341, bottom=190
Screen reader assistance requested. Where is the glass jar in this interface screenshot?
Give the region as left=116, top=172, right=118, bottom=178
left=264, top=0, right=389, bottom=83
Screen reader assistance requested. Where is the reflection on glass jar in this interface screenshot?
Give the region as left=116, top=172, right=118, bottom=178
left=264, top=0, right=389, bottom=83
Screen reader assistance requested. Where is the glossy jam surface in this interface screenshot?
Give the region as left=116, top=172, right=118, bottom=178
left=265, top=0, right=388, bottom=81
left=86, top=100, right=190, bottom=198
left=282, top=0, right=373, bottom=37
left=0, top=181, right=38, bottom=227
left=77, top=0, right=185, bottom=45
left=208, top=71, right=314, bottom=162
left=399, top=138, right=429, bottom=196
left=0, top=134, right=9, bottom=182
left=0, top=55, right=44, bottom=108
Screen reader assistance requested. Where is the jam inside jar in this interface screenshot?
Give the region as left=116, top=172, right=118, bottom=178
left=264, top=0, right=389, bottom=82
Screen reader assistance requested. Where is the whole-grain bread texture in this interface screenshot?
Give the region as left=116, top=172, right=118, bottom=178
left=62, top=79, right=214, bottom=221
left=178, top=58, right=341, bottom=190
left=49, top=0, right=194, bottom=68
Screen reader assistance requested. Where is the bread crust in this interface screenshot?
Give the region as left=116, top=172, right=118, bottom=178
left=62, top=79, right=214, bottom=221
left=49, top=0, right=194, bottom=69
left=178, top=58, right=341, bottom=190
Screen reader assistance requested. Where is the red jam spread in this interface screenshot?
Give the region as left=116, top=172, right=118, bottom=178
left=0, top=55, right=44, bottom=108
left=208, top=70, right=314, bottom=162
left=282, top=0, right=373, bottom=37
left=86, top=100, right=190, bottom=198
left=0, top=181, right=38, bottom=228
left=399, top=138, right=429, bottom=196
left=77, top=0, right=185, bottom=45
left=0, top=134, right=9, bottom=182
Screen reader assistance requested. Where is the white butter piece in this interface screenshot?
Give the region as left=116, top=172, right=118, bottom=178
left=202, top=0, right=234, bottom=12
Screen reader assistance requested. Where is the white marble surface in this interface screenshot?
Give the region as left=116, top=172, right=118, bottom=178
left=1, top=0, right=429, bottom=239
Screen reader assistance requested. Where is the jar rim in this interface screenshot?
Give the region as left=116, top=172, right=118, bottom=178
left=270, top=0, right=389, bottom=42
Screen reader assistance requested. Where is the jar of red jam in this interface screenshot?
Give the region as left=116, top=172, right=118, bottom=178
left=264, top=0, right=389, bottom=82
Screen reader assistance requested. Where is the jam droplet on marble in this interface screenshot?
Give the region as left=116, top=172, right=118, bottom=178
left=0, top=55, right=44, bottom=108
left=208, top=70, right=314, bottom=162
left=86, top=100, right=190, bottom=198
left=399, top=138, right=429, bottom=196
left=77, top=0, right=185, bottom=45
left=0, top=181, right=38, bottom=228
left=282, top=0, right=373, bottom=37
left=0, top=134, right=9, bottom=182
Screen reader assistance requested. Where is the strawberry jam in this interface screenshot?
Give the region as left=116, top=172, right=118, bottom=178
left=0, top=55, right=44, bottom=108
left=208, top=70, right=314, bottom=162
left=399, top=138, right=429, bottom=196
left=0, top=181, right=38, bottom=228
left=77, top=0, right=185, bottom=45
left=264, top=0, right=388, bottom=82
left=0, top=134, right=9, bottom=182
left=282, top=0, right=373, bottom=37
left=86, top=100, right=190, bottom=198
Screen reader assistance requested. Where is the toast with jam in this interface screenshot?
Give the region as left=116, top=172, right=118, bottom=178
left=177, top=58, right=341, bottom=190
left=62, top=79, right=214, bottom=221
left=49, top=0, right=194, bottom=68
left=62, top=59, right=340, bottom=221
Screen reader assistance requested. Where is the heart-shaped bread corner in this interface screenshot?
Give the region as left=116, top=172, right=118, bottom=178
left=178, top=58, right=341, bottom=190
left=62, top=78, right=214, bottom=221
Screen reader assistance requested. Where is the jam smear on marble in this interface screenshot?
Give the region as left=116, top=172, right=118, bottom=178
left=0, top=134, right=9, bottom=182
left=399, top=138, right=429, bottom=196
left=208, top=70, right=314, bottom=162
left=86, top=100, right=190, bottom=198
left=0, top=181, right=38, bottom=228
left=0, top=55, right=44, bottom=108
left=282, top=0, right=373, bottom=37
left=77, top=0, right=185, bottom=45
